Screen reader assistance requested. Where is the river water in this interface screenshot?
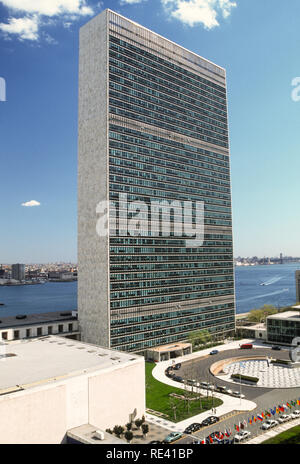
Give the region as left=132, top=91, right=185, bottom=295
left=0, top=263, right=299, bottom=317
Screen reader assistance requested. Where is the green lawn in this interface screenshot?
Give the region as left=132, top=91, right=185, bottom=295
left=262, top=425, right=300, bottom=445
left=145, top=362, right=222, bottom=423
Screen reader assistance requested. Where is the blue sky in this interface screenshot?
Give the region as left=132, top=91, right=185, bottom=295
left=1, top=0, right=300, bottom=263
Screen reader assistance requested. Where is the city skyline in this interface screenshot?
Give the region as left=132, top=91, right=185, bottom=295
left=1, top=0, right=300, bottom=262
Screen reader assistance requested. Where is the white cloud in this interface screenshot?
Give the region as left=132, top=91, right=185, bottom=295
left=120, top=0, right=144, bottom=4
left=161, top=0, right=237, bottom=28
left=0, top=15, right=39, bottom=40
left=0, top=0, right=96, bottom=41
left=21, top=200, right=41, bottom=207
left=0, top=0, right=94, bottom=17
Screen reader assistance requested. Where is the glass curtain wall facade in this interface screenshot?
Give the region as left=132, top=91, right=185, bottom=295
left=78, top=9, right=235, bottom=353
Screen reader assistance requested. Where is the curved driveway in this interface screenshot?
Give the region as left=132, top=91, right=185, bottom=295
left=177, top=347, right=294, bottom=401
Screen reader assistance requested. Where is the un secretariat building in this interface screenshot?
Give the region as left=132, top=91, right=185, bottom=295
left=78, top=9, right=236, bottom=353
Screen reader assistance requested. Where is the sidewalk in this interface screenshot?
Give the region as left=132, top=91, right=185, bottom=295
left=246, top=417, right=300, bottom=444
left=151, top=339, right=257, bottom=432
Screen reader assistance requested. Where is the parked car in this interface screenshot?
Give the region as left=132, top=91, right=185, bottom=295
left=261, top=420, right=278, bottom=430
left=201, top=416, right=219, bottom=427
left=234, top=431, right=251, bottom=442
left=173, top=376, right=183, bottom=382
left=231, top=391, right=245, bottom=399
left=163, top=432, right=183, bottom=443
left=290, top=410, right=300, bottom=419
left=173, top=363, right=181, bottom=370
left=216, top=385, right=232, bottom=395
left=224, top=387, right=233, bottom=395
left=184, top=423, right=202, bottom=434
left=272, top=345, right=281, bottom=351
left=200, top=382, right=214, bottom=390
left=215, top=385, right=227, bottom=393
left=240, top=344, right=253, bottom=349
left=149, top=440, right=162, bottom=444
left=186, top=379, right=197, bottom=386
left=278, top=415, right=291, bottom=423
left=210, top=350, right=219, bottom=355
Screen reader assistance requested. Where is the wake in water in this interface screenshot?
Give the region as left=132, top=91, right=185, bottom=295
left=260, top=276, right=283, bottom=286
left=236, top=288, right=289, bottom=304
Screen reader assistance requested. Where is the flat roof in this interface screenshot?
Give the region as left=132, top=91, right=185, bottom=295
left=148, top=342, right=191, bottom=353
left=267, top=311, right=300, bottom=321
left=0, top=311, right=77, bottom=329
left=0, top=336, right=141, bottom=394
left=67, top=424, right=127, bottom=445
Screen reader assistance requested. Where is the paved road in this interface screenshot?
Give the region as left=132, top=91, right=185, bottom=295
left=172, top=347, right=300, bottom=444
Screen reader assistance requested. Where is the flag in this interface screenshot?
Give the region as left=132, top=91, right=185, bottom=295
left=240, top=422, right=244, bottom=430
left=225, top=429, right=230, bottom=437
left=201, top=438, right=206, bottom=444
left=261, top=412, right=265, bottom=418
left=257, top=415, right=263, bottom=421
left=243, top=420, right=247, bottom=428
left=209, top=435, right=213, bottom=444
left=235, top=424, right=240, bottom=432
left=254, top=416, right=257, bottom=423
left=287, top=402, right=291, bottom=408
left=219, top=432, right=224, bottom=440
left=265, top=410, right=271, bottom=417
left=297, top=400, right=300, bottom=406
left=248, top=418, right=252, bottom=425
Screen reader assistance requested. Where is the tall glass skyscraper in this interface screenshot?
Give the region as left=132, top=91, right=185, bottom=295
left=78, top=9, right=235, bottom=353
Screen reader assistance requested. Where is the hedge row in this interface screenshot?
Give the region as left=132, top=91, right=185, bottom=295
left=231, top=373, right=259, bottom=384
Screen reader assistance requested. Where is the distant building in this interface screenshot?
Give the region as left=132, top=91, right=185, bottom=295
left=0, top=311, right=79, bottom=342
left=48, top=271, right=75, bottom=281
left=296, top=270, right=300, bottom=302
left=11, top=264, right=25, bottom=281
left=0, top=269, right=5, bottom=279
left=0, top=336, right=145, bottom=444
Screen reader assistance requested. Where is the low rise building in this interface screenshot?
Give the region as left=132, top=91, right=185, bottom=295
left=267, top=310, right=300, bottom=345
left=0, top=311, right=79, bottom=342
left=0, top=336, right=145, bottom=443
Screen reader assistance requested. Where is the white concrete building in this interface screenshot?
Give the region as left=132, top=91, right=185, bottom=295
left=0, top=336, right=145, bottom=444
left=0, top=311, right=79, bottom=342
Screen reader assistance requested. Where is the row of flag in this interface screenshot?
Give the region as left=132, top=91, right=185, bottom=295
left=235, top=398, right=300, bottom=431
left=200, top=398, right=300, bottom=441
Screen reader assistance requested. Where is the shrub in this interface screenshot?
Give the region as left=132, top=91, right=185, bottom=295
left=113, top=425, right=124, bottom=437
left=126, top=422, right=132, bottom=431
left=142, top=424, right=149, bottom=436
left=231, top=373, right=259, bottom=384
left=135, top=419, right=143, bottom=429
left=124, top=431, right=133, bottom=443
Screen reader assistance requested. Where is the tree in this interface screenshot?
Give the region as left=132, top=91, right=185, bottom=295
left=124, top=431, right=133, bottom=443
left=113, top=425, right=124, bottom=438
left=169, top=395, right=179, bottom=421
left=142, top=424, right=149, bottom=438
left=135, top=419, right=143, bottom=430
left=248, top=304, right=277, bottom=323
left=188, top=329, right=211, bottom=349
left=126, top=422, right=132, bottom=431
